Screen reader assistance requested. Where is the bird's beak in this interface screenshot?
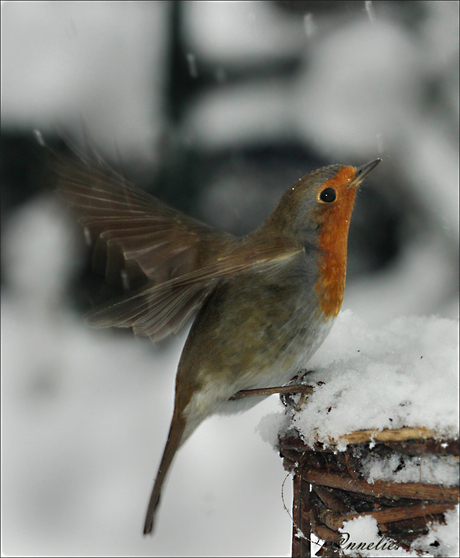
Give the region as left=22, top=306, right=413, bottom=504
left=350, top=158, right=382, bottom=187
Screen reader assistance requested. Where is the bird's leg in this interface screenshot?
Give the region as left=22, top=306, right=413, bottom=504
left=229, top=384, right=314, bottom=400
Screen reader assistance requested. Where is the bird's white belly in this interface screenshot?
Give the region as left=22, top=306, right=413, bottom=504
left=185, top=312, right=335, bottom=429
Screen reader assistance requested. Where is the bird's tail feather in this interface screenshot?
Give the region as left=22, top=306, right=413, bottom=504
left=143, top=409, right=187, bottom=535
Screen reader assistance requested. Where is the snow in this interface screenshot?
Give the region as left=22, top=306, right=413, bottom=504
left=361, top=453, right=459, bottom=487
left=336, top=508, right=460, bottom=558
left=411, top=506, right=460, bottom=558
left=260, top=310, right=458, bottom=450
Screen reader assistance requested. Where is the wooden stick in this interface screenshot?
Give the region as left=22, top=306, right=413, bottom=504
left=280, top=427, right=458, bottom=450
left=303, top=469, right=459, bottom=503
left=230, top=384, right=314, bottom=400
left=292, top=472, right=311, bottom=557
left=313, top=486, right=349, bottom=515
left=337, top=427, right=442, bottom=445
left=309, top=492, right=342, bottom=543
left=319, top=502, right=457, bottom=531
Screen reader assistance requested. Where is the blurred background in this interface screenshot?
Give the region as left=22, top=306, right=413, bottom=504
left=2, top=1, right=458, bottom=556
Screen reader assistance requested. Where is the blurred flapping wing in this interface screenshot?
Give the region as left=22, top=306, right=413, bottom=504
left=54, top=153, right=234, bottom=340
left=54, top=153, right=301, bottom=341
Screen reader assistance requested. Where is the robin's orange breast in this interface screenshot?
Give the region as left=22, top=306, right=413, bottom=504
left=313, top=166, right=358, bottom=319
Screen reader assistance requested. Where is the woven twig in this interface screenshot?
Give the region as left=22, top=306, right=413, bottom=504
left=279, top=429, right=459, bottom=557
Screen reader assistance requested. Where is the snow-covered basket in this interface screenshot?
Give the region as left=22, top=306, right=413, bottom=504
left=259, top=311, right=459, bottom=557
left=279, top=426, right=458, bottom=557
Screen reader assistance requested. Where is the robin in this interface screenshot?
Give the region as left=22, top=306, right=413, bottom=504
left=55, top=153, right=381, bottom=534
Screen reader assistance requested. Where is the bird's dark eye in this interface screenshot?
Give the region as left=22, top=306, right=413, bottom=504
left=319, top=188, right=336, bottom=203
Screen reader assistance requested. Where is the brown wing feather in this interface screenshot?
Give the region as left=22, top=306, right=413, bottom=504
left=54, top=154, right=235, bottom=287
left=85, top=241, right=302, bottom=340
left=54, top=152, right=302, bottom=341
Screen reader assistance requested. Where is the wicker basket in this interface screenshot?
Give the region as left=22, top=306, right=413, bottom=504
left=279, top=421, right=459, bottom=557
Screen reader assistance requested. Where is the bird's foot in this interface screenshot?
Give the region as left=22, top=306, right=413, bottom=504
left=229, top=384, right=314, bottom=400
